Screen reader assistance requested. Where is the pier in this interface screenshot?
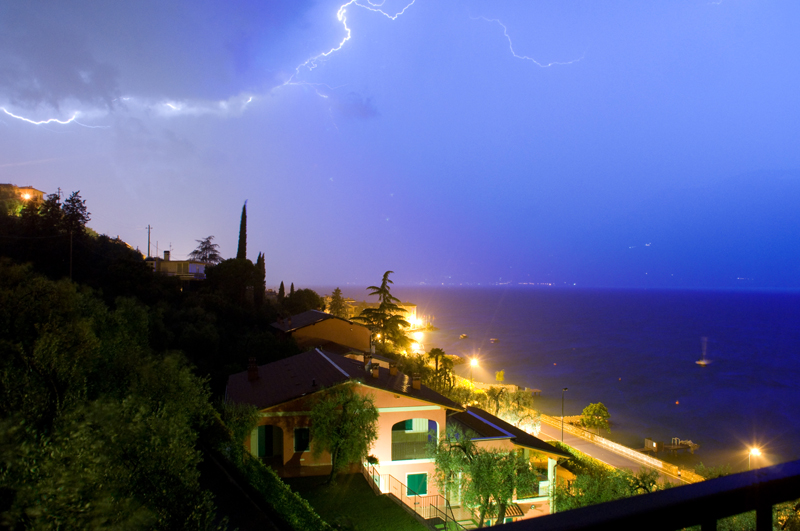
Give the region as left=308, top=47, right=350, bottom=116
left=641, top=437, right=700, bottom=455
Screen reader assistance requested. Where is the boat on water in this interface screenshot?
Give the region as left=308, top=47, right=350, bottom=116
left=460, top=334, right=468, bottom=339
left=696, top=336, right=712, bottom=366
left=490, top=338, right=499, bottom=343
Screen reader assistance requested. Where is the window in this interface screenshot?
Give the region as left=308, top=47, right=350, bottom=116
left=407, top=473, right=427, bottom=496
left=392, top=419, right=438, bottom=460
left=294, top=428, right=310, bottom=452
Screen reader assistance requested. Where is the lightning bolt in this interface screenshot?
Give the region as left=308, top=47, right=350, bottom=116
left=1, top=107, right=109, bottom=128
left=286, top=0, right=417, bottom=85
left=1, top=107, right=78, bottom=125
left=478, top=17, right=585, bottom=68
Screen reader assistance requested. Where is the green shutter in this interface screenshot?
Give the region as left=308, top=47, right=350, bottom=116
left=407, top=473, right=427, bottom=496
left=257, top=425, right=266, bottom=457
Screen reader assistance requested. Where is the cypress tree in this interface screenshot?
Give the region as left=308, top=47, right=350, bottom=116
left=255, top=252, right=266, bottom=306
left=278, top=281, right=285, bottom=305
left=290, top=283, right=295, bottom=296
left=236, top=201, right=247, bottom=260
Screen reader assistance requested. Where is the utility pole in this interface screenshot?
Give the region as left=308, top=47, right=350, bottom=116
left=146, top=225, right=152, bottom=258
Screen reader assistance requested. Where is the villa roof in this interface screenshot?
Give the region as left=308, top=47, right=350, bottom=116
left=226, top=348, right=464, bottom=412
left=271, top=309, right=362, bottom=333
left=450, top=406, right=571, bottom=459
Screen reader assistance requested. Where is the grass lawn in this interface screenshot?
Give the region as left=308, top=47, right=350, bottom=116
left=285, top=473, right=428, bottom=531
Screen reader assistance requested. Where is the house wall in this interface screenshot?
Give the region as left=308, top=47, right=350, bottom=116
left=292, top=319, right=370, bottom=352
left=247, top=381, right=450, bottom=495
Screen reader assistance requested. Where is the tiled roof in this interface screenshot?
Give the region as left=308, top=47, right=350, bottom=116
left=271, top=309, right=364, bottom=333
left=226, top=348, right=464, bottom=412
left=450, top=406, right=571, bottom=459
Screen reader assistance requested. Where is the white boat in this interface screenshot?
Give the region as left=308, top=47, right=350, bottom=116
left=696, top=336, right=712, bottom=366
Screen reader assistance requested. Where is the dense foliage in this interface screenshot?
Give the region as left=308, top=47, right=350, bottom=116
left=0, top=196, right=331, bottom=529
left=0, top=261, right=220, bottom=529
left=429, top=426, right=541, bottom=528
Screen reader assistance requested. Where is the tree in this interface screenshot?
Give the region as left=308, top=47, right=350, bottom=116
left=499, top=389, right=541, bottom=436
left=495, top=370, right=505, bottom=383
left=278, top=281, right=285, bottom=305
left=310, top=384, right=379, bottom=484
left=188, top=236, right=222, bottom=265
left=236, top=201, right=247, bottom=260
left=254, top=253, right=266, bottom=307
left=40, top=192, right=63, bottom=231
left=351, top=271, right=410, bottom=352
left=283, top=288, right=324, bottom=315
left=580, top=402, right=610, bottom=434
left=429, top=426, right=540, bottom=527
left=328, top=287, right=347, bottom=318
left=426, top=347, right=455, bottom=394
left=62, top=191, right=91, bottom=236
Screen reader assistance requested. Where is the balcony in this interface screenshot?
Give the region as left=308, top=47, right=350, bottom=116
left=505, top=459, right=800, bottom=530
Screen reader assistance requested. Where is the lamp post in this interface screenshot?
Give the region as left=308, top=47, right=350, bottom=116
left=470, top=357, right=478, bottom=383
left=561, top=387, right=568, bottom=443
left=749, top=447, right=761, bottom=470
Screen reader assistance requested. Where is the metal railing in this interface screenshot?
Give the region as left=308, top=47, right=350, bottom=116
left=362, top=463, right=469, bottom=530
left=538, top=410, right=705, bottom=483
left=391, top=440, right=429, bottom=461
left=504, top=459, right=800, bottom=531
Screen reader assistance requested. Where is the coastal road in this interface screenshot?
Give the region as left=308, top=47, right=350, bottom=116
left=538, top=420, right=688, bottom=485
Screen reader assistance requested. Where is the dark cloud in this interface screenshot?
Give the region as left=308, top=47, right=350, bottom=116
left=0, top=8, right=119, bottom=109
left=0, top=0, right=319, bottom=108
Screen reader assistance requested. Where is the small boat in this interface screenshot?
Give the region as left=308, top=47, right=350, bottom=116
left=696, top=336, right=712, bottom=366
left=460, top=334, right=468, bottom=339
left=490, top=338, right=499, bottom=343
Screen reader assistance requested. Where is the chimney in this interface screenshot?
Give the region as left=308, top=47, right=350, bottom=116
left=164, top=250, right=170, bottom=261
left=372, top=364, right=380, bottom=378
left=247, top=357, right=259, bottom=382
left=412, top=373, right=421, bottom=390
left=363, top=353, right=372, bottom=371
left=389, top=362, right=398, bottom=376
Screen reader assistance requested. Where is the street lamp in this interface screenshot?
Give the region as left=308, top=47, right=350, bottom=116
left=749, top=447, right=761, bottom=470
left=561, top=388, right=568, bottom=443
left=470, top=357, right=478, bottom=383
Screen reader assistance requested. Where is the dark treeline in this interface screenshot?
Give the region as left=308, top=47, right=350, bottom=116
left=0, top=193, right=329, bottom=529
left=0, top=193, right=326, bottom=394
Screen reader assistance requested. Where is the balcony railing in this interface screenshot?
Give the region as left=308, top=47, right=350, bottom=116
left=506, top=459, right=800, bottom=531
left=392, top=440, right=429, bottom=461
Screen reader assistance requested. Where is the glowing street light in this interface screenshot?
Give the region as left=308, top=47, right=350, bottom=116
left=470, top=357, right=478, bottom=383
left=561, top=388, right=569, bottom=443
left=749, top=447, right=761, bottom=470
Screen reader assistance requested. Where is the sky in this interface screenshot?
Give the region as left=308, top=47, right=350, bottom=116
left=2, top=0, right=800, bottom=289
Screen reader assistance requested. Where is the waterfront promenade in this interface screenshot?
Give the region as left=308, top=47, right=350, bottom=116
left=536, top=414, right=695, bottom=485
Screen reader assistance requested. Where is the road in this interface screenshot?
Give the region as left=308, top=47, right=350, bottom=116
left=538, top=419, right=688, bottom=485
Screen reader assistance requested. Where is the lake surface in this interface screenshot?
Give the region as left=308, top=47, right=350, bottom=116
left=370, top=286, right=800, bottom=470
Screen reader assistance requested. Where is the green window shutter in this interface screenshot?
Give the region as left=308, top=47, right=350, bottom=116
left=407, top=473, right=427, bottom=496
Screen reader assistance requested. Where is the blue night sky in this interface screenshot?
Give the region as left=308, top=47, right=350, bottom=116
left=2, top=0, right=799, bottom=289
